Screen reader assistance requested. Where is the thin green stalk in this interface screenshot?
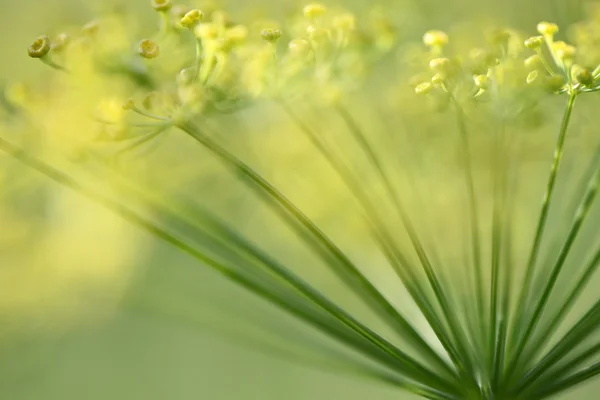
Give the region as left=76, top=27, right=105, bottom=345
left=506, top=92, right=578, bottom=378
left=511, top=134, right=600, bottom=382
left=334, top=104, right=475, bottom=379
left=453, top=101, right=486, bottom=348
left=490, top=121, right=508, bottom=391
left=533, top=361, right=600, bottom=399
left=520, top=342, right=600, bottom=397
left=0, top=136, right=458, bottom=398
left=513, top=298, right=600, bottom=394
left=278, top=103, right=467, bottom=379
left=516, top=142, right=600, bottom=365
left=176, top=121, right=461, bottom=381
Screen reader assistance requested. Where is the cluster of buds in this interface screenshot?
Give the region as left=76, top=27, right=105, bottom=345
left=414, top=29, right=497, bottom=103
left=523, top=21, right=600, bottom=95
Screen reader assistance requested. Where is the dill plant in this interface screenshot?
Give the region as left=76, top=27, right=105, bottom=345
left=3, top=1, right=600, bottom=399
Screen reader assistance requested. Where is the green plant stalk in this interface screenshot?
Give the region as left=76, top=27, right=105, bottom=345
left=489, top=121, right=508, bottom=391
left=506, top=91, right=577, bottom=379
left=533, top=361, right=600, bottom=399
left=279, top=102, right=472, bottom=381
left=512, top=143, right=600, bottom=371
left=511, top=126, right=600, bottom=381
left=335, top=105, right=476, bottom=380
left=175, top=120, right=465, bottom=383
left=512, top=297, right=600, bottom=395
left=452, top=100, right=486, bottom=352
left=520, top=341, right=600, bottom=397
left=0, top=135, right=459, bottom=399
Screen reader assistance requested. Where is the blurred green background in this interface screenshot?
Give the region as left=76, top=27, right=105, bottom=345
left=1, top=0, right=599, bottom=399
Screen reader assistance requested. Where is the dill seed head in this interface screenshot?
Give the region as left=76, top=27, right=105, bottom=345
left=423, top=30, right=449, bottom=48
left=27, top=35, right=51, bottom=58
left=261, top=28, right=281, bottom=43
left=524, top=36, right=544, bottom=49
left=180, top=9, right=204, bottom=28
left=303, top=3, right=327, bottom=19
left=138, top=39, right=160, bottom=59
left=537, top=21, right=559, bottom=36
left=152, top=0, right=172, bottom=12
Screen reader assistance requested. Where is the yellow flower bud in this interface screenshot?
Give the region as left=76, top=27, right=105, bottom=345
left=545, top=75, right=566, bottom=92
left=524, top=54, right=542, bottom=69
left=172, top=5, right=191, bottom=19
left=429, top=57, right=451, bottom=71
left=177, top=68, right=196, bottom=86
left=122, top=98, right=137, bottom=111
left=526, top=70, right=539, bottom=85
left=288, top=39, right=311, bottom=56
left=152, top=0, right=172, bottom=11
left=226, top=25, right=249, bottom=44
left=303, top=4, right=327, bottom=19
left=306, top=25, right=328, bottom=41
left=51, top=33, right=70, bottom=52
left=333, top=13, right=356, bottom=31
left=574, top=67, right=594, bottom=87
left=537, top=21, right=559, bottom=36
left=556, top=45, right=576, bottom=61
left=138, top=39, right=160, bottom=59
left=473, top=74, right=489, bottom=89
left=431, top=73, right=444, bottom=85
left=82, top=20, right=100, bottom=36
left=524, top=36, right=544, bottom=49
left=195, top=23, right=219, bottom=40
left=180, top=9, right=204, bottom=28
left=261, top=28, right=282, bottom=43
left=415, top=82, right=433, bottom=95
left=27, top=35, right=51, bottom=58
left=423, top=30, right=449, bottom=48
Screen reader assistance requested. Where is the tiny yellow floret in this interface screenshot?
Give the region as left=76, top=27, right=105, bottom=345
left=575, top=67, right=594, bottom=87
left=473, top=75, right=489, bottom=89
left=28, top=36, right=51, bottom=58
left=152, top=0, right=172, bottom=11
left=181, top=9, right=204, bottom=28
left=423, top=30, right=449, bottom=48
left=429, top=57, right=451, bottom=71
left=524, top=36, right=544, bottom=49
left=261, top=28, right=282, bottom=43
left=415, top=82, right=433, bottom=95
left=537, top=22, right=559, bottom=36
left=138, top=39, right=160, bottom=59
left=288, top=39, right=311, bottom=56
left=303, top=4, right=327, bottom=19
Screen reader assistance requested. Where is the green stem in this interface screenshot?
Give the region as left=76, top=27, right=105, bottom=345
left=506, top=91, right=577, bottom=380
